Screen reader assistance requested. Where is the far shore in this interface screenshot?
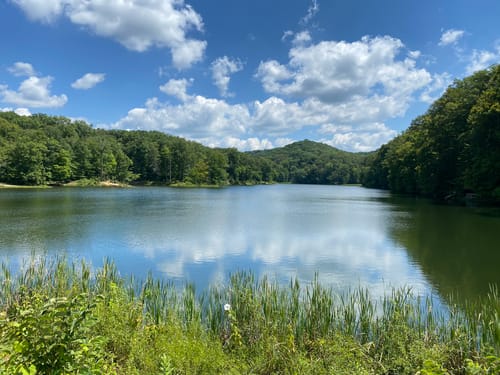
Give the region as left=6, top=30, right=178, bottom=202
left=0, top=182, right=46, bottom=189
left=0, top=180, right=274, bottom=189
left=0, top=180, right=130, bottom=189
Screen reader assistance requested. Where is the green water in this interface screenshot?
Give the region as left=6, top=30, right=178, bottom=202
left=0, top=185, right=498, bottom=303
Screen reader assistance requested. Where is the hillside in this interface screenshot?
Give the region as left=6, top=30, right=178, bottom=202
left=364, top=64, right=500, bottom=203
left=252, top=140, right=371, bottom=185
left=0, top=113, right=368, bottom=187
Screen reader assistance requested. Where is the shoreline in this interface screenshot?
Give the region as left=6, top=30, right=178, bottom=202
left=0, top=180, right=131, bottom=188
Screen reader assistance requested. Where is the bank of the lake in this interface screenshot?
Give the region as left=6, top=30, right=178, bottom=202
left=0, top=182, right=47, bottom=189
left=1, top=257, right=499, bottom=374
left=0, top=180, right=131, bottom=188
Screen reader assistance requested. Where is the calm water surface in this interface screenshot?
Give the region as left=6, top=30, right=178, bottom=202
left=1, top=185, right=499, bottom=302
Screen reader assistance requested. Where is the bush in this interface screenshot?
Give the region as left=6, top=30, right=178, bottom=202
left=0, top=292, right=113, bottom=374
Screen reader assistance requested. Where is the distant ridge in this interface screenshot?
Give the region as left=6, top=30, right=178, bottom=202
left=0, top=112, right=370, bottom=186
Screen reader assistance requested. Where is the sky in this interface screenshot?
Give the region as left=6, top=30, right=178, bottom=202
left=0, top=0, right=499, bottom=152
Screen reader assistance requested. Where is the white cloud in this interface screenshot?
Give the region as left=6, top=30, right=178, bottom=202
left=106, top=34, right=453, bottom=152
left=1, top=107, right=32, bottom=116
left=252, top=97, right=323, bottom=136
left=7, top=62, right=36, bottom=77
left=319, top=123, right=397, bottom=152
left=256, top=60, right=293, bottom=93
left=439, top=29, right=465, bottom=46
left=2, top=62, right=67, bottom=108
left=211, top=56, right=244, bottom=97
left=202, top=136, right=276, bottom=151
left=14, top=107, right=32, bottom=116
left=256, top=36, right=431, bottom=106
left=408, top=50, right=421, bottom=59
left=170, top=40, right=207, bottom=70
left=9, top=0, right=64, bottom=23
left=108, top=92, right=402, bottom=152
left=1, top=76, right=67, bottom=108
left=159, top=78, right=193, bottom=102
left=292, top=31, right=312, bottom=46
left=419, top=72, right=452, bottom=103
left=466, top=47, right=500, bottom=75
left=11, top=0, right=206, bottom=70
left=71, top=72, right=105, bottom=89
left=111, top=96, right=250, bottom=139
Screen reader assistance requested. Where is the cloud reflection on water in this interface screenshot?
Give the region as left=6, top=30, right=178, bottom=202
left=121, top=186, right=431, bottom=298
left=0, top=186, right=433, bottom=300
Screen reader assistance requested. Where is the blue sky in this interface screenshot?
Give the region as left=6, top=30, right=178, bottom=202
left=1, top=0, right=499, bottom=151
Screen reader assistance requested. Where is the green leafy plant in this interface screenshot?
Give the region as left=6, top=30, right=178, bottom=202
left=0, top=292, right=112, bottom=374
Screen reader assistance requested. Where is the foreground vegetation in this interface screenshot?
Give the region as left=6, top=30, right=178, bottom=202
left=1, top=257, right=499, bottom=374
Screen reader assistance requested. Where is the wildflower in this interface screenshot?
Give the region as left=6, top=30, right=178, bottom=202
left=224, top=303, right=231, bottom=311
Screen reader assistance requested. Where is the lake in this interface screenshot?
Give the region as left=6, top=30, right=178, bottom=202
left=1, top=185, right=499, bottom=304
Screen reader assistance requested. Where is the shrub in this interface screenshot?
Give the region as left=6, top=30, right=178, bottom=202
left=0, top=292, right=113, bottom=374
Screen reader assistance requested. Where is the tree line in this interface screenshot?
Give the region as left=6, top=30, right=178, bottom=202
left=2, top=65, right=497, bottom=196
left=364, top=64, right=500, bottom=204
left=252, top=140, right=370, bottom=185
left=0, top=112, right=369, bottom=187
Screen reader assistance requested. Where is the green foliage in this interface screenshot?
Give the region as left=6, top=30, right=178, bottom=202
left=465, top=355, right=500, bottom=374
left=0, top=293, right=112, bottom=374
left=365, top=64, right=500, bottom=204
left=252, top=139, right=369, bottom=185
left=0, top=112, right=370, bottom=187
left=1, top=257, right=499, bottom=374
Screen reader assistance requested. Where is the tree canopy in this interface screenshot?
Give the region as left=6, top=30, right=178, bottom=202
left=2, top=65, right=497, bottom=198
left=0, top=113, right=369, bottom=187
left=364, top=64, right=500, bottom=204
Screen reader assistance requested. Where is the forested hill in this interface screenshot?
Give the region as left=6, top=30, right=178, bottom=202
left=364, top=64, right=500, bottom=203
left=0, top=112, right=370, bottom=186
left=252, top=140, right=370, bottom=185
left=2, top=66, right=498, bottom=193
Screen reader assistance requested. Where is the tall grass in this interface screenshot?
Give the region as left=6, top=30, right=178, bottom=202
left=1, top=255, right=499, bottom=374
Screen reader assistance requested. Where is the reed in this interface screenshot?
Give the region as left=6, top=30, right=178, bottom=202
left=1, top=255, right=499, bottom=374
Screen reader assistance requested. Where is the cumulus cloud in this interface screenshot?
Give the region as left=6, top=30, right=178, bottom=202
left=466, top=46, right=500, bottom=74
left=71, top=72, right=105, bottom=89
left=159, top=78, right=193, bottom=102
left=14, top=107, right=32, bottom=116
left=9, top=0, right=64, bottom=23
left=1, top=107, right=32, bottom=116
left=203, top=136, right=276, bottom=151
left=108, top=92, right=402, bottom=151
left=319, top=123, right=397, bottom=152
left=170, top=40, right=207, bottom=70
left=106, top=34, right=449, bottom=152
left=111, top=96, right=250, bottom=139
left=2, top=62, right=67, bottom=108
left=439, top=29, right=465, bottom=46
left=1, top=76, right=67, bottom=108
left=292, top=31, right=312, bottom=46
left=256, top=35, right=431, bottom=107
left=7, top=62, right=36, bottom=77
left=211, top=56, right=244, bottom=97
left=408, top=50, right=421, bottom=59
left=108, top=35, right=448, bottom=152
left=419, top=72, right=452, bottom=103
left=256, top=60, right=293, bottom=93
left=11, top=0, right=206, bottom=69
